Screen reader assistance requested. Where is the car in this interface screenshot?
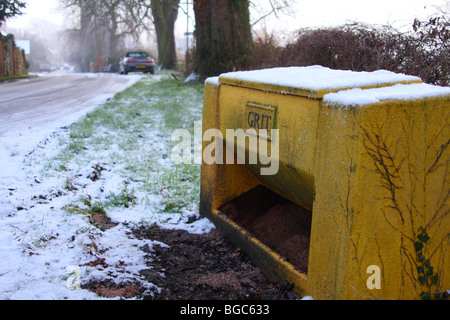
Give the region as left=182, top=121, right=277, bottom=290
left=119, top=52, right=155, bottom=75
left=39, top=62, right=52, bottom=73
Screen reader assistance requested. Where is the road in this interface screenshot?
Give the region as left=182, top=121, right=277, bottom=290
left=0, top=72, right=142, bottom=180
left=0, top=72, right=141, bottom=136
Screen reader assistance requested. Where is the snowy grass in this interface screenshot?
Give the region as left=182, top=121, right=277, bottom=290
left=0, top=74, right=214, bottom=299
left=44, top=76, right=204, bottom=216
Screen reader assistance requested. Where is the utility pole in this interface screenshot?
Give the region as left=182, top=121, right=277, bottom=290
left=182, top=0, right=193, bottom=69
left=186, top=0, right=189, bottom=53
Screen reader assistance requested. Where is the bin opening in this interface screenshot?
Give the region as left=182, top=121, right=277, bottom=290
left=219, top=185, right=312, bottom=274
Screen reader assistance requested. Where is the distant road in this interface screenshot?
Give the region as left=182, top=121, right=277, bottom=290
left=0, top=72, right=141, bottom=136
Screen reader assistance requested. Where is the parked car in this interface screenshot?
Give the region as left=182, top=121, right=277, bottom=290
left=39, top=62, right=52, bottom=73
left=119, top=52, right=155, bottom=75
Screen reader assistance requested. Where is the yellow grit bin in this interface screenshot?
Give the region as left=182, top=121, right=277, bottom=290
left=199, top=66, right=450, bottom=300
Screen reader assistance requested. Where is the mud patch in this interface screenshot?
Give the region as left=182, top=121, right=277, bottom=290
left=83, top=279, right=143, bottom=299
left=89, top=210, right=117, bottom=231
left=133, top=225, right=299, bottom=300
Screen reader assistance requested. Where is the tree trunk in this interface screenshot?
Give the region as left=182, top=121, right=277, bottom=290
left=193, top=0, right=252, bottom=78
left=151, top=0, right=180, bottom=70
left=79, top=5, right=93, bottom=72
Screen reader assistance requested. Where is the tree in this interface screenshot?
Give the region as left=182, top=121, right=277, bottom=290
left=150, top=0, right=179, bottom=70
left=250, top=0, right=294, bottom=27
left=193, top=0, right=252, bottom=78
left=0, top=0, right=26, bottom=27
left=192, top=0, right=296, bottom=78
left=62, top=0, right=153, bottom=71
left=62, top=0, right=181, bottom=71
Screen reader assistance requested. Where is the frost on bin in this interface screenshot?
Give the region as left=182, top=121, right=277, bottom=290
left=199, top=66, right=449, bottom=300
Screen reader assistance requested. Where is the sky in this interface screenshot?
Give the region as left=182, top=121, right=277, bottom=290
left=262, top=0, right=448, bottom=31
left=2, top=0, right=448, bottom=39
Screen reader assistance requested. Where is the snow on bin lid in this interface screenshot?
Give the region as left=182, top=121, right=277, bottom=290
left=218, top=66, right=422, bottom=98
left=323, top=83, right=450, bottom=107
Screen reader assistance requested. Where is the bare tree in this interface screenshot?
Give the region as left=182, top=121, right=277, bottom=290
left=62, top=0, right=183, bottom=71
left=61, top=0, right=152, bottom=71
left=250, top=0, right=294, bottom=27
left=150, top=0, right=179, bottom=70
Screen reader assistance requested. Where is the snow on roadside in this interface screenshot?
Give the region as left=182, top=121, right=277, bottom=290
left=0, top=73, right=213, bottom=299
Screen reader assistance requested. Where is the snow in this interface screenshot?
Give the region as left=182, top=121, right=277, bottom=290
left=184, top=72, right=200, bottom=83
left=0, top=131, right=105, bottom=299
left=219, top=65, right=421, bottom=92
left=323, top=83, right=450, bottom=107
left=205, top=76, right=220, bottom=85
left=0, top=73, right=214, bottom=299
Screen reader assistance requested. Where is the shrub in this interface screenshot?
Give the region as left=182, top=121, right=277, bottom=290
left=248, top=15, right=449, bottom=86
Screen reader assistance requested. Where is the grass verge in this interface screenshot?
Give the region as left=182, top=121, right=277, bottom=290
left=0, top=74, right=37, bottom=82
left=44, top=74, right=204, bottom=221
